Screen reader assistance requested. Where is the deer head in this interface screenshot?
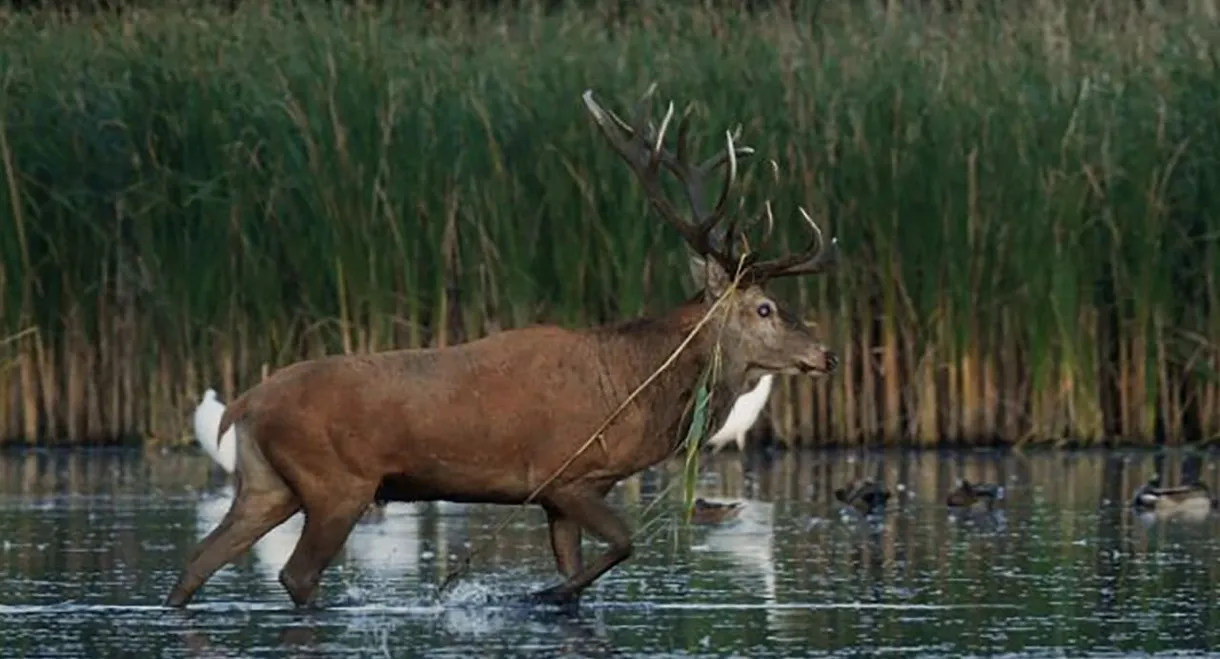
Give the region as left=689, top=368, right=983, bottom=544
left=582, top=85, right=840, bottom=385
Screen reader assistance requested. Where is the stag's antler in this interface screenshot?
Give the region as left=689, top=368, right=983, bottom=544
left=742, top=201, right=840, bottom=281
left=582, top=85, right=753, bottom=278
left=581, top=85, right=839, bottom=283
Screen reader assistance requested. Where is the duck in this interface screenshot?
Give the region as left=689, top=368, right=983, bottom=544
left=1129, top=473, right=1218, bottom=517
left=834, top=479, right=891, bottom=516
left=193, top=389, right=236, bottom=474
left=946, top=478, right=1005, bottom=512
left=192, top=388, right=387, bottom=521
left=689, top=498, right=745, bottom=526
left=706, top=375, right=774, bottom=454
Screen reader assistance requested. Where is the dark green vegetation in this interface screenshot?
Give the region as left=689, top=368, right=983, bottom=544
left=1, top=1, right=1218, bottom=446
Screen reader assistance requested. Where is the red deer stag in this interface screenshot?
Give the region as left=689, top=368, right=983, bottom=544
left=164, top=86, right=839, bottom=609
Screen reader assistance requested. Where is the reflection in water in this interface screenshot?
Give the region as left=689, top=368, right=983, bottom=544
left=694, top=496, right=780, bottom=633
left=176, top=606, right=619, bottom=659
left=192, top=484, right=428, bottom=599
left=187, top=483, right=427, bottom=602
left=191, top=479, right=471, bottom=601
left=0, top=449, right=1219, bottom=656
left=193, top=484, right=304, bottom=586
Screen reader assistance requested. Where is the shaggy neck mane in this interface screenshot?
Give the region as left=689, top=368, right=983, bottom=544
left=587, top=292, right=736, bottom=456
left=595, top=291, right=712, bottom=359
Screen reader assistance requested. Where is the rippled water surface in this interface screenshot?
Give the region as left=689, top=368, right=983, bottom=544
left=2, top=448, right=1220, bottom=657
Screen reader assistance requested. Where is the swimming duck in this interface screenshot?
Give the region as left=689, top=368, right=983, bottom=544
left=689, top=498, right=745, bottom=526
left=946, top=478, right=1005, bottom=512
left=834, top=479, right=891, bottom=516
left=1130, top=474, right=1217, bottom=517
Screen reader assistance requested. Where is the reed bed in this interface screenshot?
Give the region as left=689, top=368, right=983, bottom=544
left=0, top=0, right=1218, bottom=447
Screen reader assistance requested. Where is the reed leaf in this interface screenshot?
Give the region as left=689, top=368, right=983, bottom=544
left=681, top=362, right=714, bottom=523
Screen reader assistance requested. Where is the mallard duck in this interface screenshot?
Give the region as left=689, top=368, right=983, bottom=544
left=1130, top=474, right=1218, bottom=517
left=946, top=478, right=1005, bottom=512
left=690, top=498, right=745, bottom=526
left=834, top=479, right=891, bottom=516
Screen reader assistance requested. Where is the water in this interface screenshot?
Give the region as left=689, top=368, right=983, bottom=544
left=1, top=448, right=1219, bottom=657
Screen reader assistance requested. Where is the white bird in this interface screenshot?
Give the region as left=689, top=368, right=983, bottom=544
left=706, top=375, right=774, bottom=454
left=194, top=388, right=237, bottom=473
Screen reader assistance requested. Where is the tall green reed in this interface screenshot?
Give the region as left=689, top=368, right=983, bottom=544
left=0, top=0, right=1217, bottom=447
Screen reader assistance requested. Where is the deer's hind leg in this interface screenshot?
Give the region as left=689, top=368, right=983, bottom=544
left=276, top=473, right=378, bottom=608
left=277, top=496, right=372, bottom=607
left=165, top=434, right=300, bottom=607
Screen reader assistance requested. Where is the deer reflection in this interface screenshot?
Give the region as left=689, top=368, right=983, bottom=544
left=177, top=621, right=365, bottom=659
left=182, top=610, right=616, bottom=659
left=441, top=605, right=617, bottom=656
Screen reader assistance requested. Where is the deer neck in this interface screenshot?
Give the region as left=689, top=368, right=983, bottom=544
left=600, top=299, right=744, bottom=452
left=605, top=298, right=738, bottom=380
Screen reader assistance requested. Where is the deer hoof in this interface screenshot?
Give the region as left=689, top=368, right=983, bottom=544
left=522, top=585, right=579, bottom=611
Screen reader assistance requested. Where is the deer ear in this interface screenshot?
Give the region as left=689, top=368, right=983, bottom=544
left=688, top=254, right=732, bottom=298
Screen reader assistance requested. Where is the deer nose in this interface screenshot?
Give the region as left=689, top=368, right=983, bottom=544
left=824, top=350, right=840, bottom=372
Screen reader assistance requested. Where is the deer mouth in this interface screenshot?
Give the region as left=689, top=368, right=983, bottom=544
left=797, top=362, right=830, bottom=375
left=758, top=359, right=836, bottom=376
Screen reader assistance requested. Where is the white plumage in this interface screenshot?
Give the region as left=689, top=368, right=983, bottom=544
left=706, top=374, right=774, bottom=453
left=193, top=388, right=237, bottom=474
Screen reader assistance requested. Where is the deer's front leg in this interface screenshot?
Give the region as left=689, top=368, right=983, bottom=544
left=544, top=506, right=583, bottom=578
left=527, top=488, right=632, bottom=608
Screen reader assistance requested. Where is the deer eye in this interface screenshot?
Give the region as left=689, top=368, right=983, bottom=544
left=756, top=302, right=773, bottom=318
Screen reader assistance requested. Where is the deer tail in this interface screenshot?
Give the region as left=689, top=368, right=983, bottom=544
left=216, top=393, right=253, bottom=451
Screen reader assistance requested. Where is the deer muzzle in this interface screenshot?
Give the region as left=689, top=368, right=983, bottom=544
left=797, top=348, right=839, bottom=375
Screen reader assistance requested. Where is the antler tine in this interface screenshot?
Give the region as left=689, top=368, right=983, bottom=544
left=675, top=105, right=694, bottom=167
left=689, top=126, right=765, bottom=278
left=758, top=160, right=780, bottom=247
left=649, top=101, right=677, bottom=177
left=735, top=160, right=781, bottom=258
left=742, top=200, right=777, bottom=253
left=582, top=91, right=638, bottom=163
left=709, top=129, right=742, bottom=234
left=695, top=126, right=755, bottom=268
left=716, top=150, right=788, bottom=274
left=731, top=199, right=774, bottom=259
left=673, top=118, right=756, bottom=272
left=750, top=206, right=840, bottom=280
